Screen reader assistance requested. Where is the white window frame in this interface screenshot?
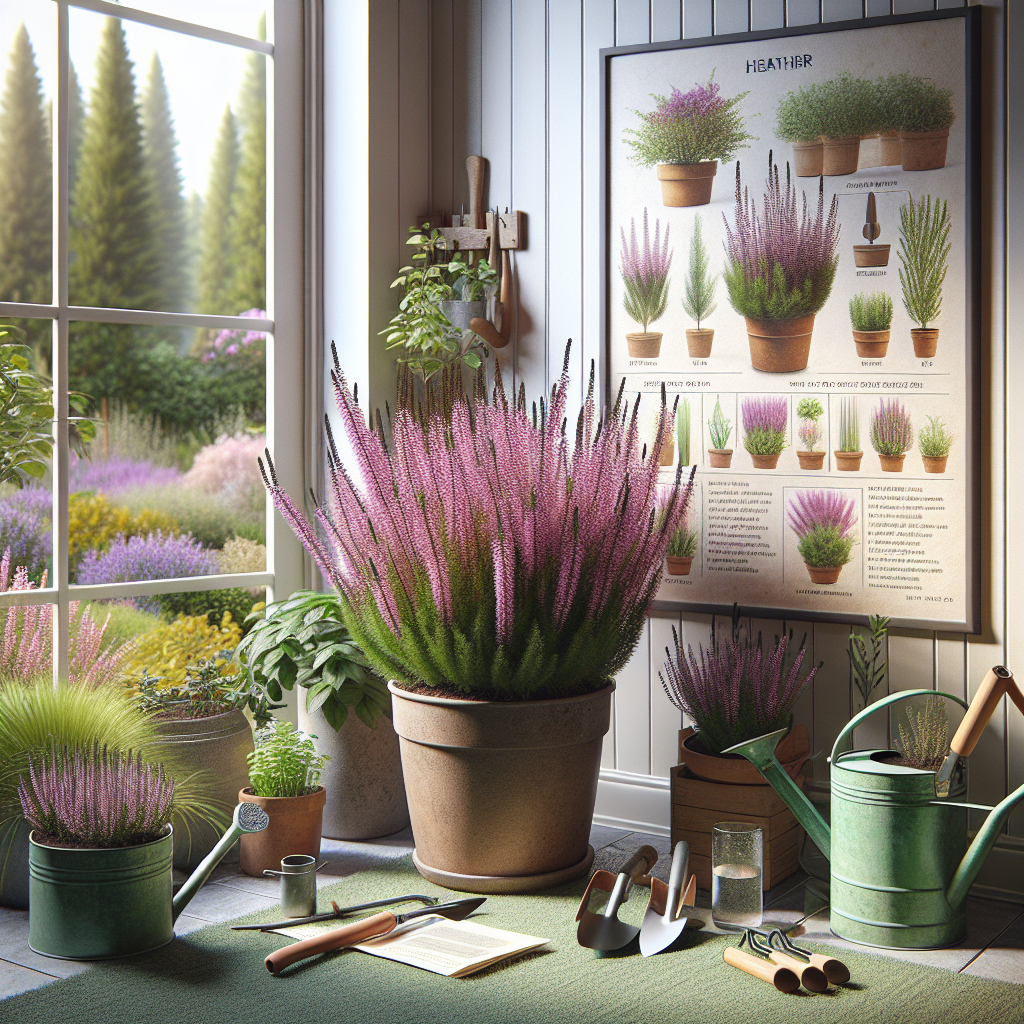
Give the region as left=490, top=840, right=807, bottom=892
left=0, top=0, right=310, bottom=685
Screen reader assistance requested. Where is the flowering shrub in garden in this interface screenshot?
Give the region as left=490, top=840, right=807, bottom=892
left=69, top=455, right=180, bottom=497
left=77, top=531, right=217, bottom=594
left=182, top=434, right=265, bottom=514
left=0, top=489, right=51, bottom=582
left=787, top=489, right=858, bottom=569
left=119, top=612, right=243, bottom=687
left=69, top=492, right=178, bottom=569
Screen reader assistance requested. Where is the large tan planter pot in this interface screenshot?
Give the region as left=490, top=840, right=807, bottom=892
left=805, top=563, right=843, bottom=586
left=749, top=452, right=781, bottom=470
left=626, top=331, right=662, bottom=359
left=821, top=136, right=860, bottom=176
left=853, top=329, right=890, bottom=358
left=878, top=453, right=907, bottom=473
left=153, top=708, right=253, bottom=873
left=835, top=450, right=863, bottom=472
left=708, top=448, right=733, bottom=468
left=879, top=132, right=902, bottom=166
left=853, top=244, right=890, bottom=268
left=666, top=555, right=693, bottom=577
left=686, top=328, right=714, bottom=358
left=745, top=315, right=814, bottom=372
left=238, top=786, right=326, bottom=877
left=900, top=129, right=949, bottom=171
left=791, top=140, right=823, bottom=177
left=922, top=454, right=949, bottom=474
left=389, top=681, right=613, bottom=894
left=797, top=450, right=825, bottom=470
left=912, top=328, right=939, bottom=358
left=656, top=161, right=717, bottom=207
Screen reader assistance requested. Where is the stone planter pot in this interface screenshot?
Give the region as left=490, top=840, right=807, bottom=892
left=745, top=315, right=815, bottom=373
left=626, top=331, right=662, bottom=359
left=912, top=328, right=939, bottom=358
left=900, top=129, right=949, bottom=171
left=153, top=708, right=253, bottom=872
left=835, top=451, right=863, bottom=472
left=821, top=136, right=860, bottom=176
left=878, top=453, right=907, bottom=473
left=805, top=564, right=843, bottom=586
left=853, top=330, right=890, bottom=358
left=922, top=454, right=949, bottom=474
left=797, top=450, right=825, bottom=470
left=791, top=140, right=823, bottom=177
left=686, top=328, right=714, bottom=358
left=238, top=787, right=326, bottom=877
left=853, top=244, right=890, bottom=268
left=656, top=161, right=717, bottom=207
left=879, top=132, right=902, bottom=166
left=389, top=680, right=613, bottom=894
left=438, top=299, right=486, bottom=331
left=750, top=452, right=781, bottom=470
left=708, top=448, right=733, bottom=468
left=659, top=438, right=675, bottom=467
left=666, top=555, right=693, bottom=577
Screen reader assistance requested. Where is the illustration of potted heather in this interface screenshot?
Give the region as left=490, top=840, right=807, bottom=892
left=899, top=194, right=950, bottom=358
left=707, top=394, right=733, bottom=468
left=724, top=154, right=840, bottom=373
left=681, top=215, right=717, bottom=357
left=870, top=397, right=914, bottom=473
left=624, top=75, right=753, bottom=208
left=796, top=397, right=825, bottom=471
left=787, top=488, right=858, bottom=586
left=742, top=395, right=788, bottom=470
left=919, top=415, right=954, bottom=474
left=774, top=82, right=825, bottom=177
left=849, top=291, right=894, bottom=358
left=835, top=395, right=863, bottom=472
left=661, top=488, right=698, bottom=577
left=620, top=209, right=671, bottom=359
left=889, top=73, right=955, bottom=171
left=815, top=73, right=875, bottom=176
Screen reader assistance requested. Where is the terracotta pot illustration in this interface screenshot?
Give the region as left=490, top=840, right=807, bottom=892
left=821, top=136, right=860, bottom=176
left=912, top=328, right=938, bottom=358
left=853, top=330, right=890, bottom=358
left=922, top=455, right=948, bottom=474
left=656, top=161, right=718, bottom=207
left=879, top=132, right=902, bottom=166
left=750, top=453, right=781, bottom=470
left=900, top=129, right=949, bottom=171
left=853, top=244, right=890, bottom=268
left=686, top=328, right=714, bottom=358
left=626, top=331, right=662, bottom=359
left=805, top=564, right=843, bottom=585
left=238, top=787, right=326, bottom=877
left=745, top=315, right=815, bottom=373
left=796, top=451, right=825, bottom=470
left=878, top=453, right=906, bottom=473
left=708, top=448, right=733, bottom=468
left=791, top=140, right=823, bottom=177
left=666, top=555, right=693, bottom=577
left=834, top=451, right=863, bottom=472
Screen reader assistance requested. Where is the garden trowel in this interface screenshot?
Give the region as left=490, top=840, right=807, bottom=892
left=576, top=845, right=658, bottom=951
left=639, top=841, right=696, bottom=956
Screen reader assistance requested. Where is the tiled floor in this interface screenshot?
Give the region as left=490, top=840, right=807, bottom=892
left=1, top=824, right=1021, bottom=999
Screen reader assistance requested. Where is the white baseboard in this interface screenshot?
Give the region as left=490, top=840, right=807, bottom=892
left=593, top=769, right=671, bottom=838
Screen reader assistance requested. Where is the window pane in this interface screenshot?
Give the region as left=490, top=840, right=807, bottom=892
left=122, top=2, right=268, bottom=44
left=68, top=9, right=266, bottom=315
left=0, top=5, right=55, bottom=305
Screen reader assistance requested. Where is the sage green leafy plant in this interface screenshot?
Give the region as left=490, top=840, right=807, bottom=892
left=815, top=73, right=876, bottom=139
left=247, top=720, right=328, bottom=799
left=918, top=415, right=954, bottom=459
left=897, top=694, right=949, bottom=771
left=447, top=255, right=497, bottom=302
left=849, top=292, right=894, bottom=332
left=708, top=396, right=732, bottom=450
left=681, top=215, right=717, bottom=329
left=774, top=82, right=826, bottom=143
left=837, top=396, right=860, bottom=453
left=887, top=73, right=955, bottom=134
left=796, top=397, right=823, bottom=423
left=848, top=614, right=890, bottom=708
left=898, top=194, right=950, bottom=330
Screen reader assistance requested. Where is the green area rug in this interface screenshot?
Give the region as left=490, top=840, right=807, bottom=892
left=2, top=856, right=1021, bottom=1024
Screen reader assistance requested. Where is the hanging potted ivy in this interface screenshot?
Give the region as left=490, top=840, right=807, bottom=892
left=788, top=489, right=858, bottom=586
left=849, top=292, right=893, bottom=358
left=620, top=209, right=672, bottom=359
left=899, top=194, right=950, bottom=359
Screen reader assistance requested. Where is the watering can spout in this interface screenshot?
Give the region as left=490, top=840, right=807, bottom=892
left=723, top=729, right=831, bottom=862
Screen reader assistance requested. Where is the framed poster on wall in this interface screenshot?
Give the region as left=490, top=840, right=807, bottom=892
left=601, top=8, right=981, bottom=632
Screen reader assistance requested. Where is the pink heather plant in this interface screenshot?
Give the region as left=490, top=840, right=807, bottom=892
left=798, top=418, right=822, bottom=452
left=182, top=435, right=265, bottom=515
left=202, top=309, right=269, bottom=364
left=787, top=489, right=858, bottom=569
left=741, top=396, right=789, bottom=457
left=620, top=209, right=672, bottom=332
left=261, top=344, right=694, bottom=698
left=869, top=398, right=914, bottom=457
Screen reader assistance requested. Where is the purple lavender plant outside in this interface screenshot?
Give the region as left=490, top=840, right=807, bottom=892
left=0, top=491, right=51, bottom=581
left=869, top=398, right=914, bottom=456
left=69, top=456, right=180, bottom=496
left=76, top=531, right=217, bottom=587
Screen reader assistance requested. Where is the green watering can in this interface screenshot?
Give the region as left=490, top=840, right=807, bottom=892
left=725, top=666, right=1024, bottom=950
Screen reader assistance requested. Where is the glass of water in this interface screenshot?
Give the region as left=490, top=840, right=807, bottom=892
left=711, top=821, right=763, bottom=929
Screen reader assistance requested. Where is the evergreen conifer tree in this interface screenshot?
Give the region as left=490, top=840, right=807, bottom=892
left=197, top=104, right=239, bottom=314
left=68, top=61, right=84, bottom=196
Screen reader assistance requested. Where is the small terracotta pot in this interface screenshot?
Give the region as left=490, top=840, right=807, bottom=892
left=821, top=136, right=860, bottom=176
left=797, top=450, right=825, bottom=470
left=835, top=450, right=863, bottom=472
left=900, top=129, right=949, bottom=171
left=750, top=452, right=781, bottom=470
left=853, top=244, right=890, bottom=268
left=666, top=555, right=693, bottom=577
left=805, top=563, right=843, bottom=585
left=656, top=161, right=717, bottom=207
left=745, top=315, right=815, bottom=373
left=708, top=448, right=733, bottom=469
left=238, top=787, right=326, bottom=877
left=878, top=453, right=906, bottom=473
left=912, top=328, right=938, bottom=358
left=922, top=454, right=948, bottom=474
left=659, top=438, right=675, bottom=467
left=879, top=132, right=902, bottom=166
left=791, top=140, right=823, bottom=177
left=686, top=328, right=714, bottom=358
left=679, top=727, right=809, bottom=785
left=853, top=330, right=890, bottom=358
left=626, top=331, right=662, bottom=359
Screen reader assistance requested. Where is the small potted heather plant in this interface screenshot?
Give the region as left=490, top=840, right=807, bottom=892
left=774, top=82, right=825, bottom=177
left=620, top=209, right=672, bottom=358
left=707, top=395, right=733, bottom=468
left=815, top=73, right=874, bottom=176
left=899, top=194, right=950, bottom=358
left=870, top=397, right=914, bottom=472
left=849, top=291, right=894, bottom=358
left=742, top=395, right=788, bottom=470
left=795, top=397, right=825, bottom=470
left=889, top=73, right=955, bottom=171
left=624, top=75, right=753, bottom=207
left=787, top=488, right=858, bottom=586
left=919, top=415, right=954, bottom=474
left=661, top=489, right=698, bottom=576
left=681, top=215, right=717, bottom=357
left=835, top=395, right=863, bottom=472
left=724, top=154, right=840, bottom=373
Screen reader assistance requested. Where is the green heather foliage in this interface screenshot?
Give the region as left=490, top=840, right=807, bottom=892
left=848, top=614, right=890, bottom=708
left=667, top=523, right=698, bottom=558
left=676, top=398, right=691, bottom=465
left=898, top=694, right=949, bottom=771
left=708, top=395, right=732, bottom=450
left=837, top=396, right=860, bottom=453
left=247, top=720, right=327, bottom=799
left=815, top=73, right=875, bottom=139
left=680, top=215, right=717, bottom=329
left=774, top=82, right=825, bottom=143
left=886, top=73, right=955, bottom=134
left=197, top=106, right=240, bottom=315
left=899, top=194, right=950, bottom=329
left=796, top=527, right=853, bottom=569
left=849, top=291, right=894, bottom=332
left=919, top=415, right=954, bottom=458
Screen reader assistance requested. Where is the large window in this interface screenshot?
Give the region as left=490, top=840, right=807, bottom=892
left=0, top=1, right=306, bottom=687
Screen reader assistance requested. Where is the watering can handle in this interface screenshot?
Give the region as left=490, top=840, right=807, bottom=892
left=831, top=688, right=969, bottom=762
left=950, top=667, right=1024, bottom=758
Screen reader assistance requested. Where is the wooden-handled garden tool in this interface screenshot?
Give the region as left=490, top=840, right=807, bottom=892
left=765, top=929, right=850, bottom=986
left=576, top=845, right=658, bottom=951
left=639, top=841, right=697, bottom=956
left=723, top=930, right=800, bottom=993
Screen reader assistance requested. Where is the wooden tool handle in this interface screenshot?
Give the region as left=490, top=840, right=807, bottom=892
left=951, top=667, right=1024, bottom=757
left=724, top=947, right=800, bottom=993
left=264, top=911, right=396, bottom=976
left=469, top=316, right=508, bottom=350
left=466, top=156, right=485, bottom=229
left=620, top=845, right=659, bottom=882
left=806, top=952, right=850, bottom=985
left=768, top=950, right=829, bottom=992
